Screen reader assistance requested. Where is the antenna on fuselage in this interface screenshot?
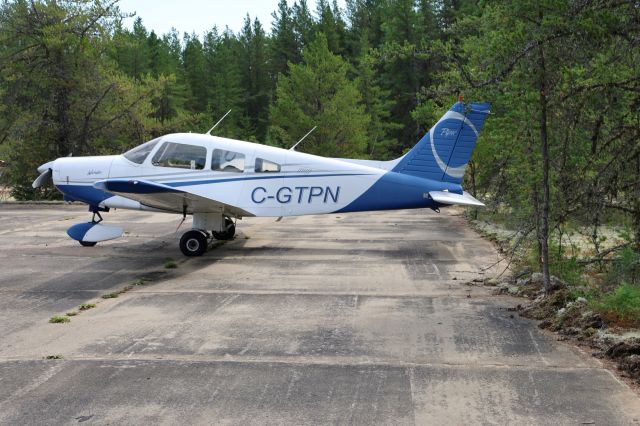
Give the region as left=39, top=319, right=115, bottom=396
left=205, top=109, right=232, bottom=136
left=289, top=126, right=317, bottom=151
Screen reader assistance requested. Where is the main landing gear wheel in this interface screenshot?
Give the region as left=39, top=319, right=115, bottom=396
left=79, top=241, right=97, bottom=247
left=179, top=230, right=208, bottom=257
left=212, top=218, right=236, bottom=240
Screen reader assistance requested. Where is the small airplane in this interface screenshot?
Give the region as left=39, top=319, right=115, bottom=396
left=33, top=100, right=490, bottom=256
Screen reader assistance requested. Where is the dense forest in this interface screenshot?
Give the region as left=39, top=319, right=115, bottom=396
left=0, top=1, right=639, bottom=311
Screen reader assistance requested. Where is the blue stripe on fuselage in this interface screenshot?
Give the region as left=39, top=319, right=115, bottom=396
left=335, top=171, right=462, bottom=213
left=164, top=173, right=372, bottom=188
left=55, top=173, right=374, bottom=207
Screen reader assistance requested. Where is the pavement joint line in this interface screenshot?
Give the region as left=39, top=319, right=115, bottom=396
left=0, top=355, right=604, bottom=371
left=6, top=253, right=490, bottom=264
left=0, top=288, right=503, bottom=299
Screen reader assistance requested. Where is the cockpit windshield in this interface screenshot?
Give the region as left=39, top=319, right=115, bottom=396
left=123, top=138, right=161, bottom=164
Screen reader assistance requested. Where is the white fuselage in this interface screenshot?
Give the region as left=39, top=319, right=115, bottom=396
left=51, top=133, right=444, bottom=218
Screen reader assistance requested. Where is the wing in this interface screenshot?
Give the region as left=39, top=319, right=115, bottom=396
left=94, top=179, right=254, bottom=217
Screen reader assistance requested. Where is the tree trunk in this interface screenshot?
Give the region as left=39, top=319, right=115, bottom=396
left=537, top=34, right=552, bottom=293
left=635, top=155, right=640, bottom=253
left=469, top=160, right=478, bottom=220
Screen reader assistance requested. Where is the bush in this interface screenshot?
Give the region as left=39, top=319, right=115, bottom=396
left=606, top=247, right=640, bottom=287
left=593, top=283, right=640, bottom=327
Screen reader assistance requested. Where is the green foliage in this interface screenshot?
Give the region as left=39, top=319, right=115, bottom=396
left=79, top=303, right=96, bottom=311
left=101, top=293, right=119, bottom=299
left=270, top=34, right=370, bottom=158
left=606, top=247, right=640, bottom=287
left=43, top=354, right=64, bottom=360
left=0, top=1, right=153, bottom=199
left=592, top=283, right=640, bottom=326
left=49, top=316, right=70, bottom=324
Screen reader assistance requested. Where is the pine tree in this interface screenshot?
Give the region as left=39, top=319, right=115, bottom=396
left=203, top=28, right=244, bottom=138
left=270, top=34, right=370, bottom=157
left=315, top=0, right=346, bottom=54
left=270, top=0, right=300, bottom=80
left=182, top=33, right=209, bottom=113
left=238, top=17, right=271, bottom=141
left=292, top=0, right=315, bottom=49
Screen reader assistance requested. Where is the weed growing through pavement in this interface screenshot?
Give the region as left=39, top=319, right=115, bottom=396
left=49, top=316, right=70, bottom=324
left=101, top=293, right=118, bottom=299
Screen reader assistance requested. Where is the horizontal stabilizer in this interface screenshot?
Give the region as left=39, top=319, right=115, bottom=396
left=427, top=191, right=485, bottom=207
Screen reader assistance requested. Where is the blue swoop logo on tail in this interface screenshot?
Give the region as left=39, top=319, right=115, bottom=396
left=392, top=102, right=490, bottom=184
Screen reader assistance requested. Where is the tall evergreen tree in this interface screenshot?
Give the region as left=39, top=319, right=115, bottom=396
left=239, top=16, right=271, bottom=141
left=292, top=0, right=315, bottom=49
left=203, top=28, right=244, bottom=137
left=182, top=33, right=208, bottom=112
left=270, top=34, right=370, bottom=157
left=270, top=0, right=300, bottom=80
left=315, top=0, right=347, bottom=54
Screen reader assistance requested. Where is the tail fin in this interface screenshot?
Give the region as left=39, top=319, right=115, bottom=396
left=392, top=101, right=490, bottom=184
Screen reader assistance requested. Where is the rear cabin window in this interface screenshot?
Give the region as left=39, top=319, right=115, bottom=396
left=255, top=158, right=281, bottom=173
left=211, top=149, right=245, bottom=173
left=123, top=138, right=161, bottom=164
left=151, top=142, right=207, bottom=170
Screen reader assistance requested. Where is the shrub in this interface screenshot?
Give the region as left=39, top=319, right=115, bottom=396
left=593, top=283, right=640, bottom=327
left=606, top=247, right=640, bottom=286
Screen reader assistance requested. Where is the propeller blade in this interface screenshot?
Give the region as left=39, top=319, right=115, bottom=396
left=32, top=168, right=52, bottom=188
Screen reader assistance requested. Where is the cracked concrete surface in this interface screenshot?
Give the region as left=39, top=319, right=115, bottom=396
left=0, top=204, right=639, bottom=425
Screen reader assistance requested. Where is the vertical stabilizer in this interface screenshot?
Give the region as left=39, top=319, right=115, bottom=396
left=392, top=102, right=490, bottom=184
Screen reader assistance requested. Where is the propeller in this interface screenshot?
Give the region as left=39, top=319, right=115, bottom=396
left=32, top=161, right=54, bottom=189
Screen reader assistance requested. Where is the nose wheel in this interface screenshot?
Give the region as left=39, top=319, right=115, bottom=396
left=179, top=230, right=209, bottom=257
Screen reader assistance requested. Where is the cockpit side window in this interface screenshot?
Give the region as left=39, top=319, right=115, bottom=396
left=151, top=142, right=207, bottom=170
left=123, top=138, right=161, bottom=164
left=211, top=149, right=245, bottom=173
left=255, top=158, right=281, bottom=173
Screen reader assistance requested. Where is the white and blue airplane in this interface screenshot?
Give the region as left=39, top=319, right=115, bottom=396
left=32, top=101, right=490, bottom=256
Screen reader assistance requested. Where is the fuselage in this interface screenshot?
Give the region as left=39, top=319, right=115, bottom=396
left=50, top=133, right=463, bottom=218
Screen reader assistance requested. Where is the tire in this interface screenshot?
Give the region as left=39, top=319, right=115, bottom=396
left=212, top=218, right=235, bottom=240
left=79, top=241, right=97, bottom=247
left=179, top=230, right=208, bottom=257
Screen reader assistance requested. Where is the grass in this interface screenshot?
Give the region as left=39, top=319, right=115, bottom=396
left=79, top=303, right=96, bottom=310
left=132, top=278, right=147, bottom=286
left=592, top=283, right=640, bottom=327
left=43, top=355, right=63, bottom=360
left=164, top=259, right=177, bottom=269
left=101, top=293, right=119, bottom=299
left=49, top=315, right=70, bottom=324
left=66, top=311, right=78, bottom=316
